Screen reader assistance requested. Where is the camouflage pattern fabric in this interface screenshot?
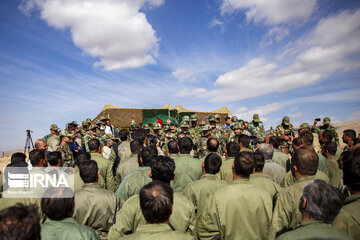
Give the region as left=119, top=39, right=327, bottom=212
left=249, top=121, right=265, bottom=141
left=57, top=143, right=74, bottom=166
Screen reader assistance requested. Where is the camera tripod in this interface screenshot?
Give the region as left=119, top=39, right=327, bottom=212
left=24, top=130, right=34, bottom=153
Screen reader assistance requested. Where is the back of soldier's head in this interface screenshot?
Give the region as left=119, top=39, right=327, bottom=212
left=257, top=143, right=274, bottom=160
left=146, top=135, right=158, bottom=149
left=88, top=138, right=100, bottom=152
left=322, top=130, right=334, bottom=143
left=47, top=151, right=62, bottom=166
left=207, top=138, right=219, bottom=153
left=343, top=129, right=356, bottom=140
left=226, top=142, right=240, bottom=157
left=79, top=160, right=98, bottom=183
left=119, top=129, right=129, bottom=141
left=291, top=148, right=318, bottom=176
left=151, top=156, right=175, bottom=184
left=177, top=132, right=186, bottom=140
left=29, top=149, right=45, bottom=167
left=323, top=142, right=337, bottom=156
left=253, top=152, right=265, bottom=172
left=132, top=129, right=146, bottom=143
left=139, top=146, right=157, bottom=167
left=11, top=152, right=26, bottom=164
left=140, top=181, right=173, bottom=224
left=299, top=131, right=314, bottom=146
left=234, top=151, right=254, bottom=178
left=238, top=134, right=250, bottom=148
left=178, top=137, right=193, bottom=154
left=292, top=137, right=304, bottom=148
left=343, top=155, right=360, bottom=192
left=168, top=140, right=179, bottom=154
left=41, top=187, right=75, bottom=221
left=300, top=179, right=344, bottom=223
left=204, top=153, right=222, bottom=174
left=269, top=136, right=280, bottom=149
left=75, top=152, right=91, bottom=167
left=130, top=140, right=143, bottom=154
left=0, top=203, right=40, bottom=240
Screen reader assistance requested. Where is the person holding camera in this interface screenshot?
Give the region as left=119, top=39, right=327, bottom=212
left=312, top=117, right=339, bottom=145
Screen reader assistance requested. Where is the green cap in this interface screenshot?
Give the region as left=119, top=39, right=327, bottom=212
left=180, top=121, right=189, bottom=128
left=231, top=116, right=238, bottom=122
left=190, top=114, right=198, bottom=121
left=208, top=115, right=216, bottom=122
left=323, top=117, right=330, bottom=125
left=199, top=120, right=206, bottom=126
left=283, top=116, right=290, bottom=125
left=50, top=124, right=59, bottom=130
left=85, top=118, right=92, bottom=122
left=182, top=116, right=190, bottom=122
left=90, top=124, right=98, bottom=130
left=143, top=124, right=150, bottom=130
left=214, top=114, right=221, bottom=119
left=71, top=121, right=78, bottom=126
left=153, top=123, right=162, bottom=130
left=95, top=119, right=102, bottom=125
left=81, top=121, right=86, bottom=126
left=253, top=113, right=260, bottom=122
left=59, top=130, right=72, bottom=137
left=170, top=122, right=178, bottom=127
left=202, top=124, right=212, bottom=131
left=232, top=122, right=243, bottom=130
left=299, top=122, right=310, bottom=130
left=238, top=119, right=245, bottom=125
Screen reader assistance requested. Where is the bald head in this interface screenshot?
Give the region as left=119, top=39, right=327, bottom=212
left=291, top=148, right=319, bottom=177
left=35, top=139, right=47, bottom=151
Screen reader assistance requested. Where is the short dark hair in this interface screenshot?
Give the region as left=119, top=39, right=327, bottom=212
left=29, top=149, right=45, bottom=166
left=253, top=152, right=265, bottom=172
left=140, top=181, right=173, bottom=224
left=291, top=148, right=319, bottom=176
left=226, top=142, right=240, bottom=157
left=323, top=142, right=337, bottom=156
left=168, top=140, right=178, bottom=154
left=204, top=153, right=222, bottom=174
left=178, top=137, right=193, bottom=154
left=130, top=140, right=143, bottom=154
left=300, top=179, right=344, bottom=223
left=0, top=203, right=40, bottom=240
left=119, top=129, right=129, bottom=141
left=234, top=151, right=254, bottom=177
left=299, top=131, right=314, bottom=146
left=343, top=155, right=360, bottom=191
left=269, top=136, right=280, bottom=149
left=75, top=152, right=91, bottom=167
left=343, top=129, right=356, bottom=140
left=132, top=130, right=146, bottom=143
left=177, top=132, right=186, bottom=140
left=238, top=134, right=250, bottom=148
left=292, top=137, right=304, bottom=147
left=207, top=138, right=219, bottom=153
left=47, top=151, right=62, bottom=166
left=151, top=156, right=175, bottom=184
left=146, top=135, right=158, bottom=149
left=225, top=116, right=230, bottom=121
left=88, top=138, right=100, bottom=152
left=139, top=146, right=157, bottom=167
left=79, top=160, right=98, bottom=183
left=41, top=187, right=75, bottom=221
left=322, top=130, right=334, bottom=143
left=11, top=152, right=26, bottom=164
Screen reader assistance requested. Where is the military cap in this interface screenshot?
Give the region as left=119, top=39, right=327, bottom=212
left=50, top=124, right=59, bottom=130
left=238, top=119, right=245, bottom=125
left=323, top=117, right=331, bottom=125
left=90, top=124, right=98, bottom=130
left=182, top=116, right=190, bottom=122
left=95, top=119, right=102, bottom=125
left=214, top=114, right=221, bottom=119
left=232, top=122, right=243, bottom=130
left=253, top=113, right=260, bottom=122
left=299, top=122, right=310, bottom=130
left=130, top=120, right=137, bottom=127
left=71, top=121, right=78, bottom=126
left=164, top=125, right=170, bottom=131
left=85, top=118, right=92, bottom=122
left=190, top=114, right=198, bottom=121
left=199, top=120, right=206, bottom=126
left=115, top=127, right=121, bottom=134
left=59, top=130, right=72, bottom=137
left=202, top=124, right=212, bottom=131
left=153, top=123, right=162, bottom=130
left=81, top=121, right=87, bottom=126
left=143, top=124, right=150, bottom=130
left=208, top=115, right=216, bottom=122
left=283, top=116, right=290, bottom=125
left=231, top=116, right=238, bottom=122
left=170, top=122, right=178, bottom=127
left=180, top=121, right=189, bottom=128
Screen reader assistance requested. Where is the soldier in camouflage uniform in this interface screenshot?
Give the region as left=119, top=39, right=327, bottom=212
left=208, top=115, right=225, bottom=155
left=179, top=121, right=192, bottom=139
left=169, top=122, right=178, bottom=140
left=228, top=122, right=243, bottom=144
left=215, top=114, right=225, bottom=133
left=43, top=124, right=60, bottom=152
left=312, top=117, right=339, bottom=145
left=57, top=130, right=74, bottom=166
left=249, top=113, right=265, bottom=142
left=189, top=114, right=201, bottom=140
left=276, top=116, right=295, bottom=154
left=195, top=124, right=213, bottom=158
left=298, top=122, right=311, bottom=134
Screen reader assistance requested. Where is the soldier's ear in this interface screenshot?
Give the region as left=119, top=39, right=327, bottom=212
left=301, top=198, right=307, bottom=210
left=201, top=162, right=205, bottom=168
left=149, top=172, right=152, bottom=178
left=232, top=162, right=235, bottom=169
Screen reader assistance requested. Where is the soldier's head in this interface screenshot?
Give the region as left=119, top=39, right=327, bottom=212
left=130, top=140, right=143, bottom=155
left=138, top=146, right=158, bottom=167
left=0, top=203, right=40, bottom=240
left=170, top=122, right=177, bottom=133
left=299, top=180, right=343, bottom=223
left=282, top=116, right=290, bottom=126
left=41, top=187, right=75, bottom=221
left=150, top=156, right=175, bottom=184
left=178, top=137, right=193, bottom=154
left=321, top=142, right=337, bottom=158
left=35, top=139, right=48, bottom=151
left=203, top=153, right=222, bottom=175
left=291, top=148, right=319, bottom=179
left=46, top=151, right=63, bottom=167
left=343, top=155, right=360, bottom=193
left=226, top=142, right=240, bottom=158
left=132, top=129, right=147, bottom=144
left=190, top=114, right=198, bottom=127
left=253, top=113, right=260, bottom=124
left=79, top=160, right=99, bottom=183
left=88, top=138, right=101, bottom=153
left=299, top=130, right=314, bottom=146
left=215, top=114, right=221, bottom=124
left=257, top=143, right=274, bottom=160
left=75, top=152, right=91, bottom=167
left=10, top=152, right=26, bottom=164
left=298, top=122, right=310, bottom=133
left=320, top=130, right=334, bottom=145
left=50, top=124, right=59, bottom=135
left=238, top=134, right=250, bottom=149
left=225, top=116, right=231, bottom=125
left=268, top=136, right=280, bottom=149
left=29, top=149, right=47, bottom=167
left=323, top=117, right=331, bottom=127
left=253, top=152, right=265, bottom=173
left=207, top=138, right=219, bottom=153
left=232, top=122, right=243, bottom=135
left=140, top=181, right=173, bottom=224
left=292, top=137, right=305, bottom=150
left=244, top=121, right=249, bottom=129
left=343, top=129, right=356, bottom=144
left=233, top=151, right=254, bottom=179
left=119, top=129, right=129, bottom=141
left=167, top=140, right=179, bottom=155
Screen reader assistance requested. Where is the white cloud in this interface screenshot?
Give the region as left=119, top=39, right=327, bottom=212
left=171, top=68, right=197, bottom=83
left=220, top=0, right=317, bottom=25
left=348, top=110, right=360, bottom=122
left=174, top=88, right=207, bottom=97
left=19, top=0, right=163, bottom=70
left=260, top=27, right=289, bottom=47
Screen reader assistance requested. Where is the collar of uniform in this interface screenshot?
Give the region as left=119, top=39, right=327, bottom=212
left=299, top=220, right=326, bottom=227
left=90, top=152, right=102, bottom=157
left=129, top=154, right=138, bottom=158
left=250, top=173, right=268, bottom=179
left=224, top=157, right=235, bottom=161
left=295, top=175, right=316, bottom=183
left=44, top=217, right=77, bottom=225
left=136, top=223, right=173, bottom=233
left=82, top=182, right=102, bottom=188
left=179, top=154, right=192, bottom=157
left=327, top=155, right=338, bottom=162
left=231, top=178, right=250, bottom=184
left=137, top=166, right=151, bottom=172
left=169, top=153, right=179, bottom=158
left=264, top=159, right=273, bottom=163
left=200, top=174, right=219, bottom=180
left=345, top=193, right=360, bottom=204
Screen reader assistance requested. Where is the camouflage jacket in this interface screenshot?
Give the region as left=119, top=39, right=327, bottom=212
left=312, top=125, right=339, bottom=145
left=57, top=143, right=74, bottom=166
left=195, top=136, right=211, bottom=159
left=189, top=126, right=201, bottom=140
left=249, top=121, right=265, bottom=141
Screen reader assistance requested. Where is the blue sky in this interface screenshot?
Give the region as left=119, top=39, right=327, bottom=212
left=1, top=0, right=360, bottom=150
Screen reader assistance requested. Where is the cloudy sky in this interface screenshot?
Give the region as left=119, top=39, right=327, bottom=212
left=1, top=0, right=360, bottom=150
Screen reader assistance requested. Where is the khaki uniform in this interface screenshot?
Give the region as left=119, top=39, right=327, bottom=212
left=41, top=218, right=99, bottom=240
left=325, top=155, right=343, bottom=188
left=117, top=154, right=139, bottom=180
left=196, top=179, right=272, bottom=240
left=115, top=167, right=151, bottom=207
left=276, top=221, right=351, bottom=240
left=172, top=154, right=203, bottom=192
left=73, top=183, right=120, bottom=239
left=46, top=134, right=60, bottom=152
left=283, top=170, right=329, bottom=187
left=90, top=153, right=116, bottom=192
left=109, top=141, right=131, bottom=163
left=183, top=174, right=228, bottom=218
left=272, top=149, right=289, bottom=170
left=73, top=166, right=84, bottom=191
left=249, top=173, right=282, bottom=203
left=220, top=157, right=235, bottom=184
left=108, top=192, right=196, bottom=239
left=270, top=175, right=318, bottom=238
left=317, top=152, right=327, bottom=173
left=263, top=160, right=286, bottom=186
left=332, top=194, right=360, bottom=240
left=120, top=224, right=194, bottom=240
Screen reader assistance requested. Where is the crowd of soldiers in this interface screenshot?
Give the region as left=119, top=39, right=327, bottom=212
left=0, top=112, right=359, bottom=240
